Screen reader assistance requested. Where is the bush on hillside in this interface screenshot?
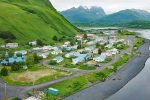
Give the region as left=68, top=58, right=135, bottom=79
left=0, top=32, right=16, bottom=40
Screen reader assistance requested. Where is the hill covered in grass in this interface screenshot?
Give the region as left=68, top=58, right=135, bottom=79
left=0, top=0, right=78, bottom=44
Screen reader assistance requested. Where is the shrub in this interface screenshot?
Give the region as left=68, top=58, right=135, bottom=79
left=0, top=67, right=8, bottom=76
left=0, top=31, right=16, bottom=40
left=49, top=60, right=57, bottom=65
left=37, top=39, right=44, bottom=46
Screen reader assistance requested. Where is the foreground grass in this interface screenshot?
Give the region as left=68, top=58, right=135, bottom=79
left=43, top=53, right=131, bottom=100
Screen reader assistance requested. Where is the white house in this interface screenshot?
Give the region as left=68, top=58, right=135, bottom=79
left=32, top=47, right=43, bottom=52
left=87, top=34, right=96, bottom=38
left=53, top=56, right=64, bottom=63
left=51, top=49, right=62, bottom=55
left=84, top=46, right=95, bottom=52
left=6, top=43, right=18, bottom=48
left=75, top=34, right=84, bottom=40
left=86, top=41, right=96, bottom=45
left=109, top=48, right=119, bottom=55
left=29, top=41, right=37, bottom=46
left=14, top=50, right=27, bottom=55
left=72, top=57, right=85, bottom=65
left=42, top=45, right=53, bottom=51
left=105, top=44, right=113, bottom=49
left=93, top=53, right=107, bottom=62
left=93, top=48, right=98, bottom=54
left=38, top=52, right=49, bottom=58
left=65, top=52, right=80, bottom=58
left=64, top=41, right=71, bottom=46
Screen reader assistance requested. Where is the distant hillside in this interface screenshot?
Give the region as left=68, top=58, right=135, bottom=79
left=118, top=20, right=150, bottom=29
left=61, top=6, right=106, bottom=24
left=94, top=9, right=150, bottom=25
left=0, top=0, right=78, bottom=44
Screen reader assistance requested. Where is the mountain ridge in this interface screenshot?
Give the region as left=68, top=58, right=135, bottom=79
left=61, top=6, right=106, bottom=24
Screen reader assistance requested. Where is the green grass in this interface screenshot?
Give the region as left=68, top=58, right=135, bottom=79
left=112, top=54, right=131, bottom=71
left=79, top=64, right=96, bottom=70
left=134, top=36, right=144, bottom=48
left=118, top=30, right=135, bottom=35
left=0, top=0, right=78, bottom=44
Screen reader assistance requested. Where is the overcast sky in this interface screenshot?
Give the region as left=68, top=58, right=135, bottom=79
left=50, top=0, right=150, bottom=14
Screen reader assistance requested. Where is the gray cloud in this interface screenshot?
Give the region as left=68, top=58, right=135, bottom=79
left=50, top=0, right=150, bottom=14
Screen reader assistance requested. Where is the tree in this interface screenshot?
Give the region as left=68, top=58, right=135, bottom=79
left=98, top=48, right=102, bottom=54
left=77, top=44, right=82, bottom=49
left=83, top=34, right=87, bottom=39
left=53, top=36, right=58, bottom=41
left=49, top=60, right=57, bottom=65
left=11, top=63, right=21, bottom=71
left=33, top=53, right=39, bottom=64
left=96, top=43, right=100, bottom=48
left=33, top=53, right=42, bottom=64
left=0, top=67, right=8, bottom=76
left=16, top=53, right=22, bottom=57
left=37, top=39, right=44, bottom=46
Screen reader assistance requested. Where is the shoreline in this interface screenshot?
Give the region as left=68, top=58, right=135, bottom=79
left=65, top=39, right=150, bottom=100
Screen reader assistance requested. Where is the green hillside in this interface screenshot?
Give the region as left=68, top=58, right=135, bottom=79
left=0, top=0, right=78, bottom=44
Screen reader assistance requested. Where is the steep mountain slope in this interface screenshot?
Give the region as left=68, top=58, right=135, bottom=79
left=61, top=6, right=106, bottom=24
left=0, top=0, right=78, bottom=44
left=95, top=9, right=150, bottom=25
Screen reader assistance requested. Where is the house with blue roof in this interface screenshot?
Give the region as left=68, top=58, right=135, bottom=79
left=72, top=54, right=92, bottom=65
left=1, top=56, right=26, bottom=65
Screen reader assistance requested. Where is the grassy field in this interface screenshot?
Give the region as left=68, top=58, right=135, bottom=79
left=0, top=0, right=78, bottom=44
left=2, top=66, right=71, bottom=85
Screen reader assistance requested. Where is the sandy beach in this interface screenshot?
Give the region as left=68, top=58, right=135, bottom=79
left=65, top=39, right=150, bottom=100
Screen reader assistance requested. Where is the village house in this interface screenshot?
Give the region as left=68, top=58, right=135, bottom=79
left=93, top=48, right=99, bottom=54
left=72, top=54, right=92, bottom=64
left=6, top=43, right=18, bottom=48
left=51, top=49, right=62, bottom=55
left=87, top=34, right=96, bottom=38
left=29, top=41, right=37, bottom=46
left=42, top=45, right=53, bottom=51
left=72, top=57, right=85, bottom=65
left=84, top=46, right=95, bottom=52
left=65, top=52, right=80, bottom=58
left=1, top=56, right=26, bottom=65
left=93, top=53, right=107, bottom=62
left=38, top=52, right=49, bottom=59
left=105, top=44, right=113, bottom=49
left=108, top=48, right=119, bottom=55
left=86, top=41, right=96, bottom=45
left=31, top=47, right=43, bottom=52
left=53, top=56, right=64, bottom=63
left=14, top=50, right=27, bottom=56
left=64, top=41, right=71, bottom=46
left=63, top=45, right=78, bottom=52
left=75, top=34, right=84, bottom=40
